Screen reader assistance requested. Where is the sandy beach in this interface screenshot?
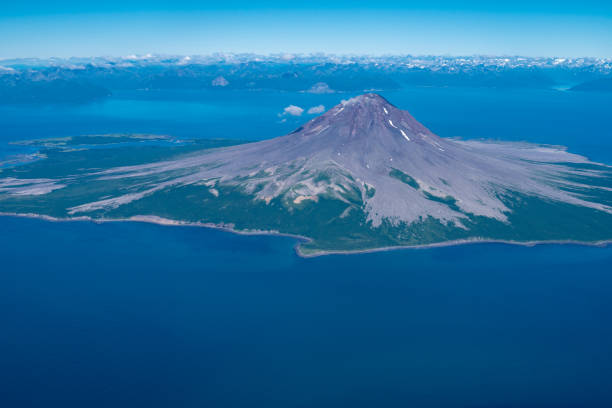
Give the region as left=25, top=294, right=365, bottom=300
left=1, top=211, right=610, bottom=258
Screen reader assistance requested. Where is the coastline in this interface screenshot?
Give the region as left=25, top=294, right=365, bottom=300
left=295, top=237, right=612, bottom=258
left=1, top=211, right=611, bottom=258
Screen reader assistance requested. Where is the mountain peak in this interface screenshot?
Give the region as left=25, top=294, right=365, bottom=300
left=297, top=92, right=434, bottom=146
left=333, top=93, right=396, bottom=115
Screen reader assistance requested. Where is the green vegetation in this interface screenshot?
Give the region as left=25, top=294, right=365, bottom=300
left=0, top=138, right=246, bottom=179
left=389, top=168, right=419, bottom=189
left=365, top=184, right=376, bottom=198
left=2, top=138, right=612, bottom=255
left=423, top=191, right=461, bottom=212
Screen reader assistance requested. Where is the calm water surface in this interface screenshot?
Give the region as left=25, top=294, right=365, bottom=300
left=1, top=217, right=612, bottom=407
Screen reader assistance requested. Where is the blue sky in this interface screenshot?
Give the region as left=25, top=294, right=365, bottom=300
left=1, top=1, right=611, bottom=59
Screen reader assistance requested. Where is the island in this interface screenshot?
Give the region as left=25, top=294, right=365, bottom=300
left=1, top=94, right=611, bottom=256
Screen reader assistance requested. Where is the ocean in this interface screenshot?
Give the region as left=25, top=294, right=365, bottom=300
left=1, top=87, right=612, bottom=407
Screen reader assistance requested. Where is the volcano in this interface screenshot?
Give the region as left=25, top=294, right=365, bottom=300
left=2, top=94, right=612, bottom=254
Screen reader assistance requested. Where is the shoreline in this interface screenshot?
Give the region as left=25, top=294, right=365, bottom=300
left=295, top=237, right=612, bottom=258
left=1, top=211, right=611, bottom=258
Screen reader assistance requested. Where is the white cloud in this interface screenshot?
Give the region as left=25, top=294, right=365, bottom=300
left=282, top=105, right=304, bottom=116
left=306, top=82, right=334, bottom=94
left=307, top=105, right=325, bottom=114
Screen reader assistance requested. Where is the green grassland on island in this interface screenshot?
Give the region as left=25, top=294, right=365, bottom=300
left=1, top=137, right=612, bottom=255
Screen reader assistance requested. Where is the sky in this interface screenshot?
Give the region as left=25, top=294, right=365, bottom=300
left=1, top=1, right=611, bottom=59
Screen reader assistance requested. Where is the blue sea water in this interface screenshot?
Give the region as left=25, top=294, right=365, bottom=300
left=1, top=217, right=612, bottom=407
left=1, top=88, right=612, bottom=407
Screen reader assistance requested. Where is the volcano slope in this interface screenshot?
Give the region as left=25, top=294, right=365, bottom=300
left=1, top=94, right=611, bottom=255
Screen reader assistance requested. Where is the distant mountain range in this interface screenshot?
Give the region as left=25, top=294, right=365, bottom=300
left=1, top=55, right=611, bottom=104
left=2, top=54, right=611, bottom=70
left=1, top=94, right=611, bottom=255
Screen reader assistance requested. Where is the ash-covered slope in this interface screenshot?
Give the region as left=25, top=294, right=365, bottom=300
left=79, top=94, right=610, bottom=226
left=2, top=94, right=611, bottom=253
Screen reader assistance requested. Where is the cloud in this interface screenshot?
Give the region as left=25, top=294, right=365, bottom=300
left=306, top=82, right=334, bottom=94
left=307, top=105, right=325, bottom=114
left=282, top=105, right=304, bottom=116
